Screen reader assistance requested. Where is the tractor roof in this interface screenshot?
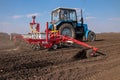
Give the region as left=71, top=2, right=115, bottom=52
left=52, top=7, right=76, bottom=12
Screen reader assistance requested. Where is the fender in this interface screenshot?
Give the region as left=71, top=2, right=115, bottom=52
left=85, top=30, right=90, bottom=39
left=82, top=24, right=90, bottom=39
left=49, top=20, right=75, bottom=30
left=56, top=20, right=75, bottom=28
left=48, top=24, right=53, bottom=30
left=48, top=21, right=63, bottom=30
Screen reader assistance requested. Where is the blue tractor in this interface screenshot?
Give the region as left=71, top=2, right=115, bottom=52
left=49, top=8, right=96, bottom=41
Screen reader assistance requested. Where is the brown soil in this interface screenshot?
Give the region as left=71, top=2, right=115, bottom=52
left=0, top=32, right=120, bottom=80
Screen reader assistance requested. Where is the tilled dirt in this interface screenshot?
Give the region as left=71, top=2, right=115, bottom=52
left=0, top=32, right=120, bottom=80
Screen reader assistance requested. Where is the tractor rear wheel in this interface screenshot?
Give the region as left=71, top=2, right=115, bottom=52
left=59, top=23, right=75, bottom=38
left=87, top=31, right=96, bottom=42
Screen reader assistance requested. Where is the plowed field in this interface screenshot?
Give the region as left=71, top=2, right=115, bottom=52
left=0, top=33, right=120, bottom=80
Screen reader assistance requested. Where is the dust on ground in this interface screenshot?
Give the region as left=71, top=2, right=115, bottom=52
left=0, top=32, right=120, bottom=80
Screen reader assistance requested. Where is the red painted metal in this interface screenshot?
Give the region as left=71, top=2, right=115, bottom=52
left=46, top=22, right=49, bottom=42
left=61, top=35, right=98, bottom=53
left=36, top=24, right=40, bottom=32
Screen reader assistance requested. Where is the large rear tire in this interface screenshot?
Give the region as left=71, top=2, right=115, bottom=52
left=59, top=23, right=75, bottom=38
left=87, top=31, right=96, bottom=42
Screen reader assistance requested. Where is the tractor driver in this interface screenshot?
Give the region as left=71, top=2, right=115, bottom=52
left=61, top=10, right=68, bottom=20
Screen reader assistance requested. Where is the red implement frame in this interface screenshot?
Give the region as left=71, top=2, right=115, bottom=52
left=14, top=21, right=98, bottom=55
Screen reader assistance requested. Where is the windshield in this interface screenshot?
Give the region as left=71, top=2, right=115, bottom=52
left=51, top=10, right=60, bottom=22
left=60, top=10, right=77, bottom=21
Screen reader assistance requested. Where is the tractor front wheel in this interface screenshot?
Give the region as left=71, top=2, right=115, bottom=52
left=59, top=23, right=75, bottom=38
left=87, top=31, right=96, bottom=42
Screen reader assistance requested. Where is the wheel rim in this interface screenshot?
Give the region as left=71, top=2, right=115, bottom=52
left=61, top=28, right=72, bottom=37
left=52, top=44, right=57, bottom=50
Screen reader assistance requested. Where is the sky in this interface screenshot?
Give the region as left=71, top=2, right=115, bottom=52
left=0, top=0, right=120, bottom=34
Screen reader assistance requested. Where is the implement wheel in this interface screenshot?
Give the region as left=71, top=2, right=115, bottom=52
left=59, top=23, right=75, bottom=38
left=74, top=49, right=95, bottom=59
left=31, top=44, right=42, bottom=50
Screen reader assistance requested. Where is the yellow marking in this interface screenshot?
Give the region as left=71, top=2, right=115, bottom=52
left=50, top=30, right=59, bottom=33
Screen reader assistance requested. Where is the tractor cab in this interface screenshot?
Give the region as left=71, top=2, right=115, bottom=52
left=51, top=8, right=77, bottom=23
